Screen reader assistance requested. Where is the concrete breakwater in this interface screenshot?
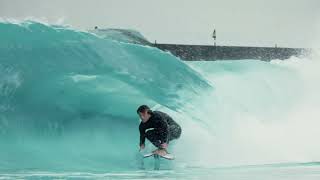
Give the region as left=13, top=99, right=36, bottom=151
left=153, top=44, right=311, bottom=61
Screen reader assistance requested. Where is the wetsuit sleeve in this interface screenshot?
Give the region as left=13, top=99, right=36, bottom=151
left=139, top=124, right=146, bottom=146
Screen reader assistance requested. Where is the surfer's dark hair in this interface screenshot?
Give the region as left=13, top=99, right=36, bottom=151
left=137, top=105, right=152, bottom=114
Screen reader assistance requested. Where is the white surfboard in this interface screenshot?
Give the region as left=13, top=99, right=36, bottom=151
left=143, top=152, right=175, bottom=160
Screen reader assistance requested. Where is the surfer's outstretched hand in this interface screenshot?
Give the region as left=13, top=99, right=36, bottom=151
left=139, top=144, right=145, bottom=151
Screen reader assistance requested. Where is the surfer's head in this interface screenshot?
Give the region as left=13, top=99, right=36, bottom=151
left=137, top=105, right=152, bottom=122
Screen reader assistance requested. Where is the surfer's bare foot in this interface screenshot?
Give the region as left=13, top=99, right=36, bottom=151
left=152, top=149, right=168, bottom=156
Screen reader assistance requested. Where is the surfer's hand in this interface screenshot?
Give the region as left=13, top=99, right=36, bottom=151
left=161, top=143, right=168, bottom=149
left=139, top=144, right=145, bottom=151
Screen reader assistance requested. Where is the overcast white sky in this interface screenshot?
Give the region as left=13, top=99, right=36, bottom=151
left=1, top=0, right=320, bottom=48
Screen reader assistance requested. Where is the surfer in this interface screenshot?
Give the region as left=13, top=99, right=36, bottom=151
left=137, top=105, right=182, bottom=156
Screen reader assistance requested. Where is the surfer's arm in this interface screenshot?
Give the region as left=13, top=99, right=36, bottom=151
left=139, top=124, right=146, bottom=146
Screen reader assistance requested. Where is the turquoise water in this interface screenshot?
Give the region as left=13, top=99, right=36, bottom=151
left=1, top=20, right=320, bottom=179
left=2, top=163, right=320, bottom=179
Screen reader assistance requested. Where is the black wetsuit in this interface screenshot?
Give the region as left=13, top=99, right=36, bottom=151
left=139, top=111, right=182, bottom=148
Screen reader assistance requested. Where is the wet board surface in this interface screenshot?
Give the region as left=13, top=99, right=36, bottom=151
left=143, top=153, right=174, bottom=160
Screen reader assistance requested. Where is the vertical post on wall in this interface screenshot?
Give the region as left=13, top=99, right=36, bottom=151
left=212, top=29, right=217, bottom=60
left=212, top=29, right=217, bottom=47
